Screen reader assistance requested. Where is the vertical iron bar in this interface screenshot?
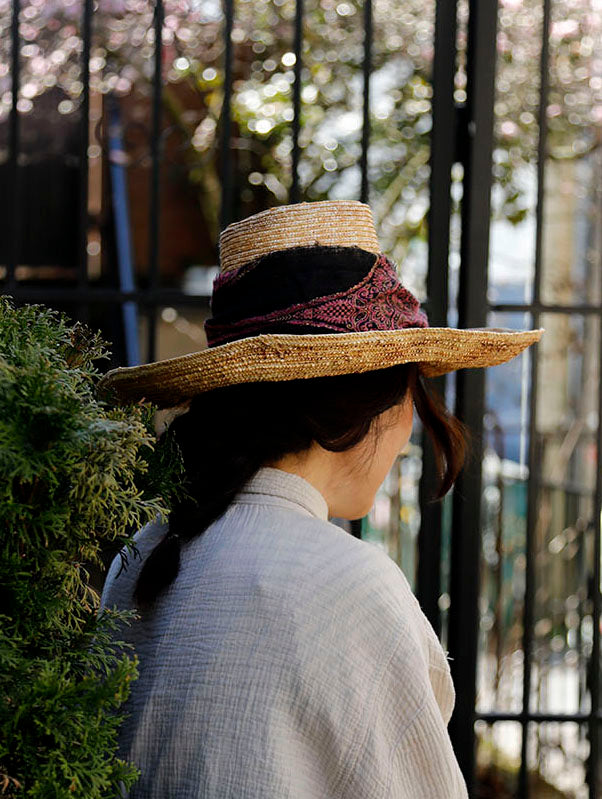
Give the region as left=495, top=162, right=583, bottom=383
left=447, top=0, right=498, bottom=791
left=79, top=0, right=92, bottom=283
left=290, top=0, right=304, bottom=204
left=518, top=0, right=551, bottom=794
left=77, top=0, right=92, bottom=323
left=426, top=0, right=457, bottom=327
left=219, top=0, right=235, bottom=229
left=577, top=522, right=585, bottom=712
left=7, top=0, right=20, bottom=292
left=147, top=0, right=164, bottom=364
left=519, top=427, right=541, bottom=799
left=587, top=124, right=602, bottom=799
left=359, top=0, right=372, bottom=205
left=416, top=0, right=458, bottom=637
left=590, top=309, right=602, bottom=799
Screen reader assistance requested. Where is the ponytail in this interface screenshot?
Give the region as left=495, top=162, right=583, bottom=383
left=133, top=531, right=181, bottom=609
left=133, top=444, right=261, bottom=608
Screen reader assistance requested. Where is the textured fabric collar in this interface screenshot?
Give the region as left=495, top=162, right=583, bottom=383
left=234, top=467, right=329, bottom=521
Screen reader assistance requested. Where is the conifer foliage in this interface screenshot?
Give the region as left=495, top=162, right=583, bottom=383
left=0, top=298, right=186, bottom=797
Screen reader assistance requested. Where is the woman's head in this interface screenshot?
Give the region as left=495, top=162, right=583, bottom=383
left=175, top=364, right=418, bottom=521
left=133, top=364, right=466, bottom=607
left=170, top=363, right=465, bottom=504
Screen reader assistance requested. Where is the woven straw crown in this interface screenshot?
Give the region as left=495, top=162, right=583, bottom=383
left=219, top=201, right=379, bottom=273
left=97, top=200, right=543, bottom=408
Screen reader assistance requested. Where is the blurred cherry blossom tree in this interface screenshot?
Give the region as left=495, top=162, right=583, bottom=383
left=0, top=0, right=600, bottom=268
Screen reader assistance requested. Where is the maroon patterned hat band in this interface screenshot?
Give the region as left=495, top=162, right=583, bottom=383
left=204, top=246, right=429, bottom=348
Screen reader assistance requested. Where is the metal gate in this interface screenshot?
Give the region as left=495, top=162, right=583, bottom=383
left=2, top=0, right=601, bottom=794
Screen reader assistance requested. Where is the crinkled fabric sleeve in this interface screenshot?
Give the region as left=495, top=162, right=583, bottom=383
left=354, top=546, right=469, bottom=799
left=383, top=671, right=469, bottom=798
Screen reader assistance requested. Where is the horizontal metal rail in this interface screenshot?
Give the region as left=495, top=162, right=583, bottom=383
left=490, top=302, right=602, bottom=315
left=478, top=711, right=602, bottom=724
left=2, top=287, right=212, bottom=306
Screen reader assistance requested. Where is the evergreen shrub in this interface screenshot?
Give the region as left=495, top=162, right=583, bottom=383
left=0, top=297, right=187, bottom=797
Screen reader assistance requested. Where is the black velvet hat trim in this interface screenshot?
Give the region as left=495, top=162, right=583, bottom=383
left=210, top=245, right=377, bottom=323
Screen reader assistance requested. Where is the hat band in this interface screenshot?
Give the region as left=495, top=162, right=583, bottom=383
left=205, top=254, right=428, bottom=347
left=210, top=245, right=379, bottom=320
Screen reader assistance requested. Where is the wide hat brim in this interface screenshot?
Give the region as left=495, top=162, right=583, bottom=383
left=97, top=326, right=543, bottom=409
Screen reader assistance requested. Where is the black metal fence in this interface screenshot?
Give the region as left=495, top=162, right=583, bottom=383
left=3, top=0, right=602, bottom=796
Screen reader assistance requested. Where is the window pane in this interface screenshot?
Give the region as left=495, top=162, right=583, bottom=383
left=528, top=314, right=600, bottom=716
left=527, top=722, right=589, bottom=798
left=540, top=0, right=602, bottom=308
left=475, top=720, right=522, bottom=798
left=140, top=304, right=211, bottom=366
left=477, top=313, right=533, bottom=714
left=487, top=0, right=545, bottom=306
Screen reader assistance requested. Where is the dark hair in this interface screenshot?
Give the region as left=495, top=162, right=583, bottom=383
left=133, top=364, right=467, bottom=608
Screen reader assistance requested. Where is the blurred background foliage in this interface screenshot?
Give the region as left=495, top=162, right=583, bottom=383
left=0, top=0, right=600, bottom=272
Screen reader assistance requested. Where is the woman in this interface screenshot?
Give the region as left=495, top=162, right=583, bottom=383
left=99, top=201, right=542, bottom=798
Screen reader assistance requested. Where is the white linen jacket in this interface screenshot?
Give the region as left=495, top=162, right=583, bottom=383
left=101, top=467, right=468, bottom=798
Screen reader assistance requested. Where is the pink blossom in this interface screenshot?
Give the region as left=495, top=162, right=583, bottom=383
left=500, top=120, right=519, bottom=137
left=547, top=104, right=562, bottom=117
left=98, top=0, right=127, bottom=11
left=550, top=19, right=580, bottom=41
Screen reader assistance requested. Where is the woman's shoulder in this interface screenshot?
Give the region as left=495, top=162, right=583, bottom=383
left=234, top=502, right=406, bottom=589
left=287, top=525, right=442, bottom=671
left=217, top=500, right=417, bottom=611
left=290, top=514, right=417, bottom=603
left=259, top=514, right=427, bottom=644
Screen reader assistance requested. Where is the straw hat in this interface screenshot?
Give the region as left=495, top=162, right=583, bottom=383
left=98, top=201, right=543, bottom=409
